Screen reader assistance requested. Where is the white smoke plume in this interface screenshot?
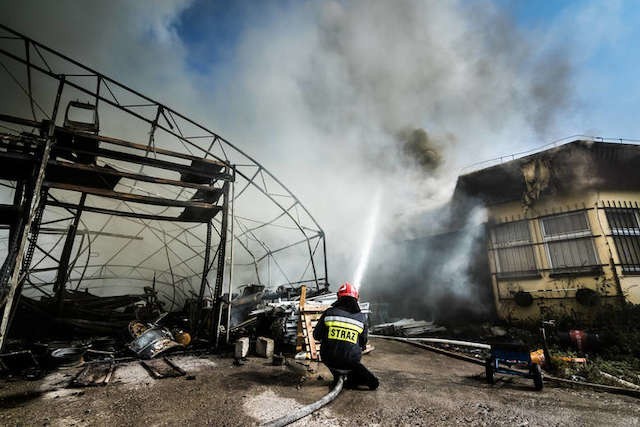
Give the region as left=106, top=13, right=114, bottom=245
left=208, top=1, right=573, bottom=290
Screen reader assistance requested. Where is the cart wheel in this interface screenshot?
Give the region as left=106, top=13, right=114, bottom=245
left=531, top=364, right=543, bottom=391
left=485, top=358, right=495, bottom=385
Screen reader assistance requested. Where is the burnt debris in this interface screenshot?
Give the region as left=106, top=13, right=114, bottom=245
left=0, top=24, right=329, bottom=382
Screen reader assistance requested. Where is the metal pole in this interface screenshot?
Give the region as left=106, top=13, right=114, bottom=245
left=0, top=77, right=65, bottom=351
left=9, top=179, right=25, bottom=245
left=213, top=182, right=229, bottom=348
left=322, top=232, right=328, bottom=289
left=300, top=226, right=320, bottom=291
left=196, top=221, right=212, bottom=337
left=541, top=320, right=554, bottom=371
left=54, top=192, right=87, bottom=313
left=5, top=187, right=49, bottom=333
left=226, top=167, right=236, bottom=344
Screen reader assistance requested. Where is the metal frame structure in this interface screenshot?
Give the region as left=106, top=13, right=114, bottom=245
left=0, top=25, right=327, bottom=349
left=603, top=201, right=640, bottom=274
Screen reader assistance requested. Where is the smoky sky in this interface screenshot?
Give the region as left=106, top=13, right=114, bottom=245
left=0, top=0, right=576, bottom=293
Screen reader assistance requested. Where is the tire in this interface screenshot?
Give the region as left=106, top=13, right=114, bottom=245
left=485, top=358, right=495, bottom=385
left=532, top=364, right=543, bottom=391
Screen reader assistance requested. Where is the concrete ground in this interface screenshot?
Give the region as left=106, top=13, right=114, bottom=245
left=0, top=338, right=639, bottom=426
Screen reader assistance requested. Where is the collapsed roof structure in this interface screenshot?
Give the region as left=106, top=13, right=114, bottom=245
left=0, top=24, right=328, bottom=350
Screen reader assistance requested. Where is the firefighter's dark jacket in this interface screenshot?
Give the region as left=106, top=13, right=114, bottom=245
left=313, top=299, right=368, bottom=366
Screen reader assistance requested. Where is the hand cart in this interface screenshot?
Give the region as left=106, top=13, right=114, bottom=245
left=485, top=342, right=543, bottom=391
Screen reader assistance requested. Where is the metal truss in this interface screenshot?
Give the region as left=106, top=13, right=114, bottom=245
left=0, top=24, right=327, bottom=347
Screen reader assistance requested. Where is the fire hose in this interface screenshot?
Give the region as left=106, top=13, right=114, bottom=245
left=261, top=336, right=490, bottom=426
left=261, top=376, right=345, bottom=427
left=262, top=333, right=639, bottom=426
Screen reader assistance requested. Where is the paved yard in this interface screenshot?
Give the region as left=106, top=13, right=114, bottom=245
left=1, top=338, right=639, bottom=426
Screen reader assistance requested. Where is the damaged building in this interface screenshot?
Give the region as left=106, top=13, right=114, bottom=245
left=453, top=138, right=640, bottom=321
left=366, top=138, right=640, bottom=324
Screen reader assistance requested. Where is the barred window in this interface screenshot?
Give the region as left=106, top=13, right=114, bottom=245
left=605, top=206, right=640, bottom=274
left=490, top=220, right=537, bottom=278
left=540, top=211, right=599, bottom=273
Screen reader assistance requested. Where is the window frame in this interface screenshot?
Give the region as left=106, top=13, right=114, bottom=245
left=490, top=220, right=539, bottom=279
left=539, top=211, right=601, bottom=276
left=605, top=207, right=640, bottom=274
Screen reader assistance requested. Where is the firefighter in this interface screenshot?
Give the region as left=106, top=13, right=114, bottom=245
left=313, top=282, right=379, bottom=390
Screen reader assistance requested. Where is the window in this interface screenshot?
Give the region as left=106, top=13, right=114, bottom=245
left=605, top=207, right=640, bottom=274
left=540, top=211, right=600, bottom=274
left=490, top=220, right=537, bottom=278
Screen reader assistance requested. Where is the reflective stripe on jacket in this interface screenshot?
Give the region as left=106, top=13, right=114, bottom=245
left=313, top=306, right=368, bottom=367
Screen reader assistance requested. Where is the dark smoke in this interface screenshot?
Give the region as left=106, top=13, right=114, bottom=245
left=365, top=202, right=494, bottom=324
left=398, top=128, right=444, bottom=172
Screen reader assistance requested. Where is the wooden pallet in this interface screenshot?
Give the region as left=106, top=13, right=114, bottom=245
left=72, top=362, right=116, bottom=387
left=295, top=286, right=307, bottom=352
left=300, top=311, right=323, bottom=360
left=295, top=286, right=332, bottom=360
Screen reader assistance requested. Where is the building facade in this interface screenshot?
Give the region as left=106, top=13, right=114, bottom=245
left=454, top=140, right=640, bottom=321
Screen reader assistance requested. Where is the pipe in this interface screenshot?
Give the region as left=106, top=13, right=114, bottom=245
left=545, top=374, right=640, bottom=398
left=370, top=334, right=491, bottom=349
left=372, top=337, right=640, bottom=399
left=261, top=376, right=344, bottom=427
left=598, top=371, right=640, bottom=391
left=377, top=336, right=485, bottom=366
left=225, top=169, right=236, bottom=344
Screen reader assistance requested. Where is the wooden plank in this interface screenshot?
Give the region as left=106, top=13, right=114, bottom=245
left=301, top=315, right=312, bottom=356
left=44, top=181, right=220, bottom=209
left=72, top=363, right=116, bottom=387
left=0, top=113, right=42, bottom=128
left=59, top=127, right=225, bottom=165
left=0, top=114, right=224, bottom=166
left=304, top=314, right=318, bottom=360
left=300, top=304, right=330, bottom=312
left=47, top=200, right=220, bottom=223
left=297, top=306, right=325, bottom=360
left=52, top=143, right=226, bottom=181
left=296, top=286, right=307, bottom=352
left=48, top=160, right=221, bottom=191
left=299, top=285, right=307, bottom=307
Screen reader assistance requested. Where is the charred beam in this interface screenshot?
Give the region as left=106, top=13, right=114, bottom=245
left=53, top=192, right=86, bottom=313
left=0, top=76, right=65, bottom=352
left=195, top=220, right=212, bottom=337
left=47, top=200, right=221, bottom=223
left=0, top=113, right=226, bottom=167
left=51, top=142, right=227, bottom=183
left=213, top=182, right=230, bottom=348
left=47, top=160, right=221, bottom=191
left=44, top=181, right=222, bottom=209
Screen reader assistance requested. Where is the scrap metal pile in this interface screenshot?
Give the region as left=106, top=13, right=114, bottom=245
left=0, top=25, right=328, bottom=379
left=230, top=284, right=370, bottom=360
left=370, top=318, right=446, bottom=337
